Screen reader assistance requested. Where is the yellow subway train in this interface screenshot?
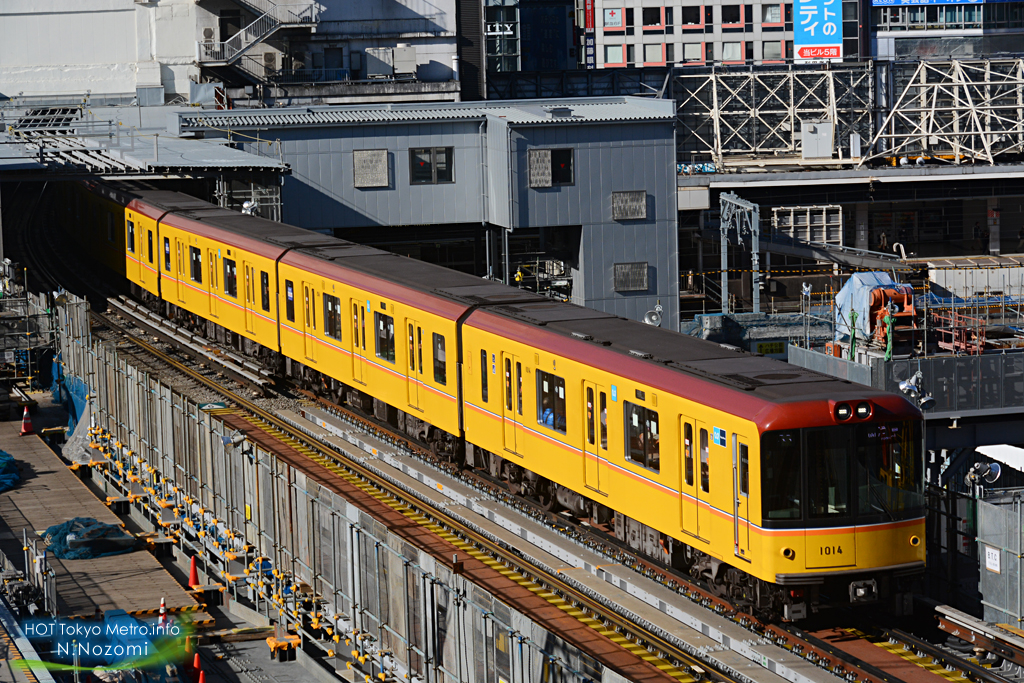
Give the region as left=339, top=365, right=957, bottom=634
left=73, top=180, right=925, bottom=620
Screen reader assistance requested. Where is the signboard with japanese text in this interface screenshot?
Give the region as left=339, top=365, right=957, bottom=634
left=585, top=0, right=596, bottom=68
left=585, top=36, right=596, bottom=68
left=794, top=0, right=842, bottom=63
left=603, top=8, right=623, bottom=27
left=872, top=0, right=981, bottom=6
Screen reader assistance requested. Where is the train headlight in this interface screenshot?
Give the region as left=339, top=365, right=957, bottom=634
left=855, top=402, right=872, bottom=419
left=834, top=403, right=852, bottom=421
left=910, top=535, right=921, bottom=547
left=781, top=547, right=796, bottom=560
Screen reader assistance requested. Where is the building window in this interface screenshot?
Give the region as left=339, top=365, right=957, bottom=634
left=536, top=370, right=566, bottom=434
left=528, top=149, right=574, bottom=188
left=324, top=294, right=342, bottom=340
left=642, top=7, right=661, bottom=25
left=763, top=41, right=783, bottom=60
left=375, top=312, right=395, bottom=362
left=485, top=4, right=520, bottom=72
left=190, top=247, right=202, bottom=284
left=605, top=44, right=624, bottom=63
left=433, top=333, right=447, bottom=385
left=223, top=258, right=237, bottom=297
left=764, top=4, right=782, bottom=22
left=624, top=401, right=660, bottom=472
left=665, top=7, right=674, bottom=31
left=410, top=148, right=454, bottom=185
left=666, top=43, right=675, bottom=62
left=723, top=41, right=743, bottom=60
left=626, top=44, right=636, bottom=64
left=722, top=4, right=741, bottom=23
left=147, top=231, right=154, bottom=263
left=681, top=6, right=701, bottom=24
left=285, top=280, right=295, bottom=322
left=261, top=272, right=270, bottom=312
left=683, top=42, right=703, bottom=61
left=127, top=220, right=135, bottom=253
left=163, top=237, right=171, bottom=271
left=644, top=43, right=662, bottom=62
left=480, top=349, right=489, bottom=402
left=603, top=7, right=624, bottom=27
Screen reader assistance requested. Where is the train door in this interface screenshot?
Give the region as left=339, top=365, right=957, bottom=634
left=679, top=415, right=701, bottom=539
left=733, top=433, right=751, bottom=560
left=500, top=353, right=520, bottom=454
left=207, top=248, right=218, bottom=319
left=583, top=382, right=604, bottom=492
left=695, top=421, right=712, bottom=541
left=302, top=283, right=316, bottom=362
left=174, top=239, right=186, bottom=303
left=126, top=216, right=139, bottom=284
left=406, top=320, right=422, bottom=410
left=350, top=300, right=365, bottom=384
left=243, top=262, right=256, bottom=333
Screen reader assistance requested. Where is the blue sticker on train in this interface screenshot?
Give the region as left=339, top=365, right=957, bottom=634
left=366, top=299, right=371, bottom=312
left=713, top=427, right=727, bottom=447
left=611, top=385, right=617, bottom=402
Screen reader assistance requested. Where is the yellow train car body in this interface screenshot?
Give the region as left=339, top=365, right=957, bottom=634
left=124, top=201, right=161, bottom=297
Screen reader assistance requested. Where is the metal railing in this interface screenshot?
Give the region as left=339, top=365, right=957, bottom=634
left=271, top=67, right=350, bottom=84
left=196, top=2, right=318, bottom=64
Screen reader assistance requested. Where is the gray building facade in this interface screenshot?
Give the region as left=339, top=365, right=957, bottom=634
left=176, top=97, right=679, bottom=326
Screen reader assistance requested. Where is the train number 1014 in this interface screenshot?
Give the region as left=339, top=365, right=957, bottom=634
left=819, top=545, right=843, bottom=556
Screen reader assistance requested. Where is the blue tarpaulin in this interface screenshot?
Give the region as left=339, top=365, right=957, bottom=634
left=0, top=450, right=18, bottom=493
left=835, top=272, right=914, bottom=342
left=44, top=517, right=136, bottom=560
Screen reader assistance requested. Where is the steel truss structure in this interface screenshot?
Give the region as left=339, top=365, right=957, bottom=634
left=719, top=192, right=760, bottom=314
left=863, top=59, right=1024, bottom=166
left=673, top=64, right=874, bottom=165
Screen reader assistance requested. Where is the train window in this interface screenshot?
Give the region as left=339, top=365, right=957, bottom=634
left=311, top=290, right=316, bottom=328
left=624, top=402, right=660, bottom=472
left=127, top=220, right=136, bottom=253
left=261, top=272, right=270, bottom=312
left=416, top=327, right=422, bottom=371
left=304, top=287, right=311, bottom=326
left=761, top=430, right=800, bottom=520
left=223, top=258, right=237, bottom=297
left=684, top=422, right=694, bottom=486
left=700, top=429, right=709, bottom=493
left=806, top=428, right=850, bottom=518
left=408, top=325, right=415, bottom=370
left=536, top=370, right=567, bottom=434
left=360, top=307, right=365, bottom=349
left=323, top=294, right=342, bottom=340
left=285, top=281, right=295, bottom=322
left=147, top=231, right=153, bottom=263
left=739, top=443, right=749, bottom=495
left=505, top=359, right=513, bottom=411
left=189, top=247, right=202, bottom=283
left=516, top=362, right=523, bottom=415
left=599, top=392, right=608, bottom=449
left=375, top=313, right=395, bottom=362
left=433, top=333, right=447, bottom=385
left=480, top=349, right=489, bottom=402
left=163, top=238, right=171, bottom=271
left=586, top=387, right=595, bottom=445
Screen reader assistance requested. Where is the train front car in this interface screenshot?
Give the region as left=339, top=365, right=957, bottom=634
left=756, top=392, right=924, bottom=619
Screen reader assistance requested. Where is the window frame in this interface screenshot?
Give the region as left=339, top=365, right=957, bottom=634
left=409, top=147, right=455, bottom=185
left=432, top=332, right=447, bottom=385
left=535, top=370, right=567, bottom=435
left=285, top=280, right=295, bottom=322
left=127, top=220, right=136, bottom=254
left=163, top=237, right=171, bottom=271
left=374, top=311, right=395, bottom=362
left=223, top=257, right=237, bottom=298
left=189, top=246, right=202, bottom=284
left=623, top=401, right=660, bottom=472
left=324, top=294, right=342, bottom=340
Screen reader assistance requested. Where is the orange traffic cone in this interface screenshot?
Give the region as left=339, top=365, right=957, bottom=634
left=158, top=597, right=167, bottom=627
left=188, top=556, right=200, bottom=588
left=197, top=670, right=206, bottom=683
left=19, top=407, right=32, bottom=437
left=193, top=653, right=201, bottom=671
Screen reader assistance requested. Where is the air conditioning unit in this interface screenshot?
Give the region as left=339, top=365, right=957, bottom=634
left=263, top=52, right=279, bottom=71
left=364, top=47, right=394, bottom=78
left=393, top=44, right=416, bottom=76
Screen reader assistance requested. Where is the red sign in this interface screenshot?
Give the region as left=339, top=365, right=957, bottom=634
left=797, top=46, right=840, bottom=59
left=584, top=0, right=594, bottom=31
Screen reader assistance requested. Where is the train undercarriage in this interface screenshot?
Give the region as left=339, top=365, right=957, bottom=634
left=138, top=288, right=914, bottom=622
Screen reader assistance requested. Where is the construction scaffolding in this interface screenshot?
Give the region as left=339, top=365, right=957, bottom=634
left=863, top=59, right=1024, bottom=166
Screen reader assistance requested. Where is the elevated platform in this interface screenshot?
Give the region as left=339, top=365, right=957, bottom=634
left=0, top=418, right=198, bottom=617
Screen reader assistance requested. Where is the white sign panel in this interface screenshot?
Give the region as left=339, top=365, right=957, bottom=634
left=603, top=8, right=623, bottom=27
left=985, top=545, right=1001, bottom=574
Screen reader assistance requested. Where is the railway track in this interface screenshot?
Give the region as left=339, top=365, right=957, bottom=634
left=15, top=182, right=1009, bottom=683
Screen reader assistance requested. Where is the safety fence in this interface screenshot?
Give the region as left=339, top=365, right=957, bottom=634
left=976, top=490, right=1024, bottom=625
left=54, top=292, right=610, bottom=683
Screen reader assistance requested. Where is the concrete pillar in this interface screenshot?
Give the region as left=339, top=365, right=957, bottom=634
left=988, top=198, right=1001, bottom=255
left=855, top=203, right=869, bottom=251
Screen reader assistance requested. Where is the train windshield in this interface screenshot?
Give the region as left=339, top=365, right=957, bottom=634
left=761, top=421, right=923, bottom=527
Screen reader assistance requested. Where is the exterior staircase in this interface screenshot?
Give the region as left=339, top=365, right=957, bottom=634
left=196, top=0, right=318, bottom=67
